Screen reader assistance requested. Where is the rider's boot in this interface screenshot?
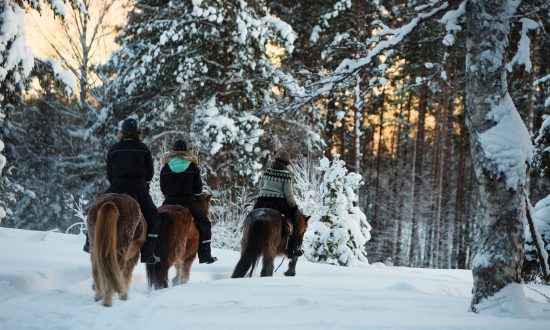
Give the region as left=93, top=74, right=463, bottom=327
left=141, top=235, right=160, bottom=264
left=198, top=240, right=218, bottom=264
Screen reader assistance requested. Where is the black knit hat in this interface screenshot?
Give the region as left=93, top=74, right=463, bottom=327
left=121, top=118, right=140, bottom=135
left=173, top=139, right=191, bottom=152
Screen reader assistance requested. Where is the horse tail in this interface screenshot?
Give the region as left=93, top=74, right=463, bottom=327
left=92, top=201, right=125, bottom=295
left=146, top=212, right=170, bottom=289
left=231, top=219, right=265, bottom=278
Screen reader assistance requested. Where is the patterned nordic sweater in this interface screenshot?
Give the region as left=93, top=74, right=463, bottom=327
left=257, top=168, right=297, bottom=207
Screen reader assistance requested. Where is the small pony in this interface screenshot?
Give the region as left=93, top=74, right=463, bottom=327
left=146, top=194, right=212, bottom=289
left=87, top=193, right=146, bottom=307
left=231, top=208, right=308, bottom=278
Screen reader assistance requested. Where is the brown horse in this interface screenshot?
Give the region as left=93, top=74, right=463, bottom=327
left=231, top=208, right=308, bottom=278
left=87, top=193, right=146, bottom=307
left=146, top=194, right=212, bottom=289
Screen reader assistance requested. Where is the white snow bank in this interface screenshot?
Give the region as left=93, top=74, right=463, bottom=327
left=0, top=227, right=549, bottom=329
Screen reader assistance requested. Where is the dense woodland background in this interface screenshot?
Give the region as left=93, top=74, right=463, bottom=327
left=1, top=0, right=550, bottom=286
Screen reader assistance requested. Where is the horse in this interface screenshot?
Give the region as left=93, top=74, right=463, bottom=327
left=231, top=208, right=308, bottom=278
left=146, top=194, right=212, bottom=289
left=87, top=193, right=146, bottom=307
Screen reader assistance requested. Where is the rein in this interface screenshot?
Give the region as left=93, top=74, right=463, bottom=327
left=274, top=257, right=285, bottom=273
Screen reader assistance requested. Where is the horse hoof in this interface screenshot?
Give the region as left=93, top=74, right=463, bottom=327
left=284, top=270, right=296, bottom=277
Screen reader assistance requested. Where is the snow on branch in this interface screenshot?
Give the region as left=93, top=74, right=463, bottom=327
left=535, top=74, right=550, bottom=86
left=507, top=18, right=539, bottom=73
left=0, top=2, right=34, bottom=82
left=262, top=15, right=296, bottom=54
left=313, top=2, right=449, bottom=97
left=439, top=0, right=466, bottom=47
left=534, top=74, right=550, bottom=108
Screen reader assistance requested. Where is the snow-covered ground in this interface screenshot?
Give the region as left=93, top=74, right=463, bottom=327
left=0, top=227, right=548, bottom=329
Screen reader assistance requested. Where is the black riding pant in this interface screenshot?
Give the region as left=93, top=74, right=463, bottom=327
left=106, top=180, right=160, bottom=236
left=163, top=195, right=212, bottom=243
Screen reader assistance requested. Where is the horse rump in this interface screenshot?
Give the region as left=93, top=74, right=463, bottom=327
left=231, top=210, right=272, bottom=278
left=146, top=205, right=196, bottom=289
left=88, top=193, right=146, bottom=307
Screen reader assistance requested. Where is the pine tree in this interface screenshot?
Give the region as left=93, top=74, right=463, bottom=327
left=106, top=0, right=295, bottom=184
left=302, top=155, right=371, bottom=266
left=0, top=0, right=72, bottom=224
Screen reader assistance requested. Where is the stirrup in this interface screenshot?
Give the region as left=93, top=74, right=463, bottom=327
left=141, top=254, right=160, bottom=264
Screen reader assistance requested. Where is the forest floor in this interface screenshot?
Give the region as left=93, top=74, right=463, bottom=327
left=0, top=227, right=549, bottom=329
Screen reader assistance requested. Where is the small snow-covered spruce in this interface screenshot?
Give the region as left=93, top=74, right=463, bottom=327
left=297, top=155, right=371, bottom=266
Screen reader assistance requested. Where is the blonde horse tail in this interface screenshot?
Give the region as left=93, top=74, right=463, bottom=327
left=92, top=201, right=125, bottom=295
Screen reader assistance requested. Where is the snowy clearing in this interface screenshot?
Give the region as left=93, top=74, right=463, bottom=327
left=0, top=227, right=548, bottom=329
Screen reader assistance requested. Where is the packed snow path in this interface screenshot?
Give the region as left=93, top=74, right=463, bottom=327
left=0, top=227, right=549, bottom=329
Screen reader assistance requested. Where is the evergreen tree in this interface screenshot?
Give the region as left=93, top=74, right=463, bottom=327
left=106, top=0, right=296, bottom=184
left=0, top=0, right=72, bottom=224
left=301, top=155, right=371, bottom=266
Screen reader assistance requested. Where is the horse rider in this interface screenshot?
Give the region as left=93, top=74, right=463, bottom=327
left=253, top=149, right=303, bottom=257
left=159, top=139, right=217, bottom=264
left=84, top=118, right=161, bottom=265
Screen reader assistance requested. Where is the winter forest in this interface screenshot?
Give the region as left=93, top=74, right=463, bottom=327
left=1, top=0, right=550, bottom=319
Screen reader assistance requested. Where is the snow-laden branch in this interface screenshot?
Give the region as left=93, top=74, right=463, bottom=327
left=535, top=74, right=550, bottom=86
left=534, top=74, right=550, bottom=108
left=439, top=0, right=466, bottom=46
left=507, top=18, right=539, bottom=73
left=312, top=1, right=449, bottom=98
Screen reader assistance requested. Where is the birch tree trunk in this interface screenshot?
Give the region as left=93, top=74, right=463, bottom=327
left=465, top=0, right=531, bottom=313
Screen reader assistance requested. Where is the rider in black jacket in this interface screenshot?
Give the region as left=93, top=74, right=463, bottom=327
left=160, top=139, right=217, bottom=264
left=84, top=118, right=160, bottom=264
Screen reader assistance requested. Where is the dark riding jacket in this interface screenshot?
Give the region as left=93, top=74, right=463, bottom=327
left=160, top=154, right=203, bottom=203
left=160, top=153, right=211, bottom=242
left=105, top=136, right=160, bottom=236
left=106, top=137, right=154, bottom=191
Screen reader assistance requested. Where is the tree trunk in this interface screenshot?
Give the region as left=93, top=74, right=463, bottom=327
left=465, top=0, right=528, bottom=313
left=409, top=83, right=427, bottom=267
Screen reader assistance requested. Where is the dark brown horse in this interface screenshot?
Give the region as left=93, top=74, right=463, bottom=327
left=231, top=208, right=308, bottom=278
left=87, top=193, right=146, bottom=307
left=146, top=194, right=212, bottom=289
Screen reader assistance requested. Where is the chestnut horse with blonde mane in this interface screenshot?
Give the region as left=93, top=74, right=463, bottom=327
left=87, top=193, right=146, bottom=307
left=231, top=208, right=308, bottom=278
left=146, top=194, right=212, bottom=289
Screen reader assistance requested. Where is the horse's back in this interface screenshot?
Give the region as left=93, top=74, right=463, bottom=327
left=244, top=208, right=282, bottom=227
left=158, top=205, right=193, bottom=224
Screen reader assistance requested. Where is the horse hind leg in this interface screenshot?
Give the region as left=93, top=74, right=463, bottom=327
left=173, top=255, right=193, bottom=285
left=92, top=266, right=103, bottom=302
left=120, top=254, right=138, bottom=300
left=260, top=250, right=276, bottom=277
left=103, top=288, right=113, bottom=307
